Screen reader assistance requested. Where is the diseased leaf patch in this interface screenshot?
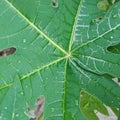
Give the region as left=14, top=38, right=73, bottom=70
left=0, top=47, right=16, bottom=58
left=97, top=0, right=110, bottom=11
left=27, top=97, right=45, bottom=120
left=97, top=0, right=120, bottom=11
left=91, top=16, right=104, bottom=23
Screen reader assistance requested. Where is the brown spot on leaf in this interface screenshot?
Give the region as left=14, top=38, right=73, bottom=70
left=28, top=96, right=45, bottom=120
left=0, top=47, right=16, bottom=58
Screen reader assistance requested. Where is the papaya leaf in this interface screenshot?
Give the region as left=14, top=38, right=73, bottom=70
left=0, top=0, right=120, bottom=120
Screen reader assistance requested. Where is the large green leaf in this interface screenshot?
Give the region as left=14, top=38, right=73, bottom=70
left=0, top=0, right=120, bottom=120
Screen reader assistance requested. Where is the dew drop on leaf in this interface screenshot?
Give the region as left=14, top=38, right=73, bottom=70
left=51, top=108, right=55, bottom=112
left=40, top=34, right=44, bottom=38
left=75, top=100, right=79, bottom=106
left=111, top=101, right=114, bottom=103
left=20, top=92, right=23, bottom=95
left=110, top=36, right=113, bottom=39
left=23, top=39, right=26, bottom=43
left=112, top=14, right=117, bottom=18
left=117, top=97, right=120, bottom=100
left=4, top=107, right=7, bottom=110
left=15, top=114, right=19, bottom=117
left=18, top=60, right=21, bottom=63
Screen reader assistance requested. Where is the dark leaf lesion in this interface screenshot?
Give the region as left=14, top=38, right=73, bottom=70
left=51, top=0, right=58, bottom=8
left=0, top=47, right=16, bottom=58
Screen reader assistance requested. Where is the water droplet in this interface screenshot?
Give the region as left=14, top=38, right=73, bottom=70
left=4, top=107, right=7, bottom=110
left=46, top=67, right=49, bottom=70
left=75, top=100, right=79, bottom=106
left=15, top=114, right=19, bottom=117
left=18, top=60, right=21, bottom=63
left=117, top=97, right=120, bottom=100
left=2, top=117, right=6, bottom=120
left=21, top=92, right=23, bottom=95
left=40, top=34, right=44, bottom=39
left=113, top=14, right=117, bottom=18
left=51, top=108, right=55, bottom=112
left=12, top=112, right=15, bottom=119
left=25, top=85, right=28, bottom=88
left=23, top=39, right=26, bottom=43
left=110, top=36, right=113, bottom=39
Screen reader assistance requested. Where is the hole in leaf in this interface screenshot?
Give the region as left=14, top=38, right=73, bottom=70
left=51, top=0, right=58, bottom=8
left=107, top=43, right=120, bottom=54
left=112, top=78, right=120, bottom=85
left=27, top=96, right=45, bottom=120
left=91, top=16, right=104, bottom=23
left=80, top=91, right=110, bottom=120
left=0, top=47, right=16, bottom=58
